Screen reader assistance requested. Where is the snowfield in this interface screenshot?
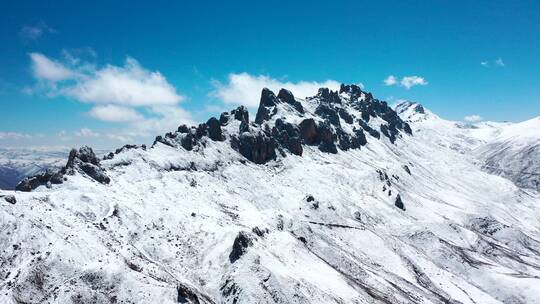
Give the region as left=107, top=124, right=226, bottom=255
left=1, top=86, right=540, bottom=303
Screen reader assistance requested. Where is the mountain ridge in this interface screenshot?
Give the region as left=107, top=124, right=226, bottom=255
left=1, top=84, right=540, bottom=304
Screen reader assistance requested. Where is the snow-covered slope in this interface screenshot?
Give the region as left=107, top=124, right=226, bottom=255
left=475, top=117, right=540, bottom=191
left=1, top=86, right=540, bottom=304
left=397, top=101, right=540, bottom=191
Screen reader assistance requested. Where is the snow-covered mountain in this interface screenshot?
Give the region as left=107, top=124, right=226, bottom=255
left=0, top=148, right=68, bottom=190
left=396, top=101, right=540, bottom=191
left=1, top=85, right=540, bottom=304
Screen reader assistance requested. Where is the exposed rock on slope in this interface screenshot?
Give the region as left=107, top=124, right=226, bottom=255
left=15, top=146, right=109, bottom=191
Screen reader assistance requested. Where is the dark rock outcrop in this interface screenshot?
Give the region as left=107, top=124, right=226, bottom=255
left=65, top=147, right=111, bottom=184
left=231, top=131, right=276, bottom=164
left=219, top=112, right=230, bottom=125
left=272, top=119, right=303, bottom=156
left=2, top=195, right=16, bottom=204
left=298, top=119, right=337, bottom=153
left=232, top=106, right=249, bottom=123
left=15, top=171, right=63, bottom=192
left=16, top=146, right=110, bottom=192
left=277, top=89, right=304, bottom=114
left=180, top=133, right=197, bottom=151
left=299, top=119, right=319, bottom=145
left=229, top=231, right=253, bottom=263
left=206, top=117, right=225, bottom=141
left=317, top=88, right=341, bottom=104
left=103, top=144, right=142, bottom=160
left=255, top=88, right=278, bottom=124
left=337, top=107, right=354, bottom=124
left=395, top=194, right=405, bottom=210
left=315, top=104, right=341, bottom=127
left=339, top=84, right=363, bottom=101
left=317, top=122, right=338, bottom=153
left=359, top=120, right=381, bottom=139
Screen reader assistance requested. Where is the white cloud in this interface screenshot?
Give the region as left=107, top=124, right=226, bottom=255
left=29, top=53, right=183, bottom=107
left=384, top=75, right=397, bottom=86
left=211, top=72, right=342, bottom=107
left=400, top=76, right=428, bottom=89
left=464, top=115, right=483, bottom=122
left=19, top=22, right=55, bottom=41
left=89, top=105, right=143, bottom=122
left=30, top=53, right=75, bottom=82
left=481, top=58, right=505, bottom=68
left=127, top=106, right=195, bottom=137
left=66, top=58, right=183, bottom=106
left=0, top=132, right=32, bottom=140
left=74, top=128, right=100, bottom=137
left=383, top=75, right=428, bottom=89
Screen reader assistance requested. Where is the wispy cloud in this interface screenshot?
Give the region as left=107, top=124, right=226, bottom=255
left=480, top=57, right=505, bottom=68
left=384, top=75, right=428, bottom=89
left=27, top=52, right=193, bottom=143
left=74, top=128, right=101, bottom=137
left=29, top=53, right=183, bottom=106
left=211, top=72, right=343, bottom=107
left=19, top=22, right=56, bottom=41
left=0, top=132, right=32, bottom=140
left=89, top=105, right=144, bottom=122
left=464, top=114, right=483, bottom=122
left=384, top=75, right=397, bottom=86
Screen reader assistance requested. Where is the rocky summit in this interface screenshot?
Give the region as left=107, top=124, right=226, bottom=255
left=1, top=85, right=540, bottom=304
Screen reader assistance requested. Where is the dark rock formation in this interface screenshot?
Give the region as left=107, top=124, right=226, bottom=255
left=277, top=89, right=304, bottom=114
left=180, top=133, right=197, bottom=151
left=15, top=171, right=63, bottom=192
left=177, top=125, right=190, bottom=133
left=272, top=119, right=303, bottom=156
left=103, top=144, right=141, bottom=160
left=2, top=195, right=16, bottom=204
left=66, top=147, right=111, bottom=184
left=359, top=120, right=381, bottom=139
left=232, top=106, right=249, bottom=123
left=239, top=121, right=250, bottom=133
left=395, top=194, right=405, bottom=210
left=231, top=131, right=276, bottom=164
left=317, top=122, right=338, bottom=154
left=403, top=165, right=411, bottom=175
left=337, top=107, right=354, bottom=124
left=195, top=123, right=208, bottom=139
left=299, top=119, right=319, bottom=145
left=176, top=284, right=200, bottom=304
left=339, top=84, right=363, bottom=101
left=317, top=88, right=341, bottom=104
left=315, top=104, right=341, bottom=127
left=206, top=117, right=225, bottom=141
left=298, top=119, right=337, bottom=153
left=219, top=112, right=230, bottom=125
left=16, top=146, right=110, bottom=192
left=255, top=88, right=278, bottom=124
left=229, top=231, right=253, bottom=263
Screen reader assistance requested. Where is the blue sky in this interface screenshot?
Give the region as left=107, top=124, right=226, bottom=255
left=1, top=0, right=539, bottom=149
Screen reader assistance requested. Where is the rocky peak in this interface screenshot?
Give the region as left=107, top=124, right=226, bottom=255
left=254, top=88, right=279, bottom=124
left=16, top=146, right=110, bottom=192
left=395, top=100, right=425, bottom=115
left=339, top=83, right=363, bottom=101
left=316, top=87, right=341, bottom=104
